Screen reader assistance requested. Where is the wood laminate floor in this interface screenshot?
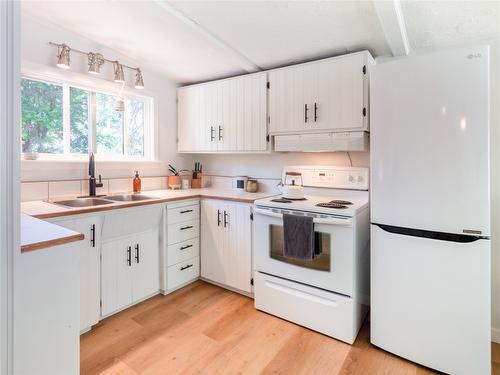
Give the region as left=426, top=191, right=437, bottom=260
left=81, top=281, right=500, bottom=375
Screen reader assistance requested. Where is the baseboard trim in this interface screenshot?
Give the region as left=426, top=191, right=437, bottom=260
left=492, top=327, right=500, bottom=344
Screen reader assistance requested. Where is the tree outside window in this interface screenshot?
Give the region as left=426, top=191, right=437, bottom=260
left=20, top=77, right=151, bottom=159
left=21, top=79, right=63, bottom=153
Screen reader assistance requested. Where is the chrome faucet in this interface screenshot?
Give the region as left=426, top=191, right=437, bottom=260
left=88, top=152, right=103, bottom=197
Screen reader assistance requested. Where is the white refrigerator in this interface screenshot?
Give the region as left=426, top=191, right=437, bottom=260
left=370, top=46, right=491, bottom=374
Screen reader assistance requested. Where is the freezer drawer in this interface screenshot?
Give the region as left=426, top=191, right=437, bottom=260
left=370, top=224, right=490, bottom=375
left=254, top=272, right=366, bottom=344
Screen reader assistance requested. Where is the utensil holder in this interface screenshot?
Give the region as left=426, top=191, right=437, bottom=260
left=191, top=172, right=202, bottom=189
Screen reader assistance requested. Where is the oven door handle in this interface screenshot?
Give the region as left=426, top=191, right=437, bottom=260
left=253, top=208, right=353, bottom=227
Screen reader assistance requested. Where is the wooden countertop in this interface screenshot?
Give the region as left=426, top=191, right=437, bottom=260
left=21, top=214, right=84, bottom=253
left=21, top=188, right=277, bottom=219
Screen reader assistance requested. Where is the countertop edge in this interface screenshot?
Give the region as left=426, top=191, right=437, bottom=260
left=21, top=214, right=85, bottom=253
left=21, top=233, right=85, bottom=253
left=25, top=192, right=270, bottom=220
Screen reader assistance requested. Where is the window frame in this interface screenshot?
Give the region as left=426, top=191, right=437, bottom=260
left=21, top=72, right=155, bottom=161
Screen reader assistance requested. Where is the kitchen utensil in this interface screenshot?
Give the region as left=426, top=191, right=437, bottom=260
left=246, top=179, right=258, bottom=193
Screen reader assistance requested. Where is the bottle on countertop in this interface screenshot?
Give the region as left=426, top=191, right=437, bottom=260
left=133, top=171, right=141, bottom=193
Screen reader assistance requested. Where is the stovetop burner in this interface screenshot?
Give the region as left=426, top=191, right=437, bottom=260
left=271, top=197, right=308, bottom=203
left=329, top=200, right=353, bottom=205
left=316, top=202, right=349, bottom=209
left=271, top=198, right=293, bottom=203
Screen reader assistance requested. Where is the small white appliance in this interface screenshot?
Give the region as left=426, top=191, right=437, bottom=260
left=254, top=165, right=370, bottom=344
left=281, top=171, right=305, bottom=200
left=370, top=46, right=491, bottom=374
left=235, top=176, right=248, bottom=191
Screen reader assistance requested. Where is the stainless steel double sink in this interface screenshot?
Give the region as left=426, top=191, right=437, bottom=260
left=53, top=194, right=157, bottom=208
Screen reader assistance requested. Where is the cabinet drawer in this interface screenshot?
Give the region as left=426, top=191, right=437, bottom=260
left=168, top=204, right=199, bottom=224
left=254, top=272, right=357, bottom=344
left=168, top=219, right=199, bottom=245
left=167, top=237, right=199, bottom=266
left=167, top=257, right=200, bottom=290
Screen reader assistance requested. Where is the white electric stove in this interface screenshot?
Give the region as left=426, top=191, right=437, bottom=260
left=253, top=166, right=370, bottom=344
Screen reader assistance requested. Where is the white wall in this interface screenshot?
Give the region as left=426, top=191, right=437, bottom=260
left=20, top=14, right=190, bottom=181
left=197, top=151, right=369, bottom=179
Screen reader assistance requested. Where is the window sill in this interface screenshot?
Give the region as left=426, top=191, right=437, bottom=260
left=21, top=155, right=158, bottom=163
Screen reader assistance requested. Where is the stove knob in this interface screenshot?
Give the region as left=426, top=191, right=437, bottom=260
left=348, top=175, right=354, bottom=183
left=357, top=175, right=364, bottom=183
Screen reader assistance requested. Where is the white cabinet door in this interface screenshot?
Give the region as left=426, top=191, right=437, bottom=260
left=200, top=200, right=226, bottom=285
left=269, top=64, right=306, bottom=134
left=201, top=200, right=253, bottom=293
left=315, top=53, right=366, bottom=132
left=178, top=72, right=268, bottom=153
left=218, top=79, right=234, bottom=152
left=75, top=217, right=101, bottom=332
left=238, top=73, right=268, bottom=152
left=225, top=202, right=253, bottom=293
left=49, top=215, right=101, bottom=332
left=132, top=229, right=160, bottom=303
left=197, top=83, right=219, bottom=152
left=269, top=52, right=369, bottom=135
left=177, top=86, right=199, bottom=152
left=101, top=238, right=133, bottom=317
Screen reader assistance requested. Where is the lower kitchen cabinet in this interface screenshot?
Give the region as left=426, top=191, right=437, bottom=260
left=164, top=201, right=201, bottom=292
left=200, top=199, right=253, bottom=293
left=167, top=256, right=200, bottom=291
left=101, top=228, right=160, bottom=317
left=48, top=215, right=102, bottom=332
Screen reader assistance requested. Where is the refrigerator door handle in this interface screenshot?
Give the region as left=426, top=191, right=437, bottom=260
left=372, top=223, right=488, bottom=243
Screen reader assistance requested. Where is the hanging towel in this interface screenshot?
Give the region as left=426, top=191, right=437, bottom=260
left=283, top=214, right=314, bottom=260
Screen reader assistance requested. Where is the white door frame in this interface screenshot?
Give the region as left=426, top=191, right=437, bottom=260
left=0, top=1, right=20, bottom=374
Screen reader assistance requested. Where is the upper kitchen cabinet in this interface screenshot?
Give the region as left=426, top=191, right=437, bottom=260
left=177, top=72, right=268, bottom=153
left=268, top=51, right=374, bottom=135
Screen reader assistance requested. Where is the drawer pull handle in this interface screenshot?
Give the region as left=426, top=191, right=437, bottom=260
left=90, top=224, right=96, bottom=247
left=180, top=209, right=193, bottom=214
left=127, top=246, right=132, bottom=267
left=180, top=244, right=193, bottom=250
left=180, top=264, right=193, bottom=271
left=180, top=225, right=193, bottom=230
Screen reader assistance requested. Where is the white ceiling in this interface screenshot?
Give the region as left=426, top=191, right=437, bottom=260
left=402, top=0, right=500, bottom=50
left=22, top=0, right=500, bottom=84
left=171, top=0, right=392, bottom=69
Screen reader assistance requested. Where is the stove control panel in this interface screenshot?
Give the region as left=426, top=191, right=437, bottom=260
left=283, top=166, right=369, bottom=190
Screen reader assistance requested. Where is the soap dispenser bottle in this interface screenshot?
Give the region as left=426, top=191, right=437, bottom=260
left=133, top=171, right=141, bottom=193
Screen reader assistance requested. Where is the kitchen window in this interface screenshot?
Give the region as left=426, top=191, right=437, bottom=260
left=21, top=77, right=153, bottom=159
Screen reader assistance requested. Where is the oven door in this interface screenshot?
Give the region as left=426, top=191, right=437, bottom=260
left=254, top=207, right=354, bottom=296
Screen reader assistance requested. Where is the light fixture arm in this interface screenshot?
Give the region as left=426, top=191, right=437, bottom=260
left=49, top=42, right=140, bottom=71
left=49, top=41, right=144, bottom=88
